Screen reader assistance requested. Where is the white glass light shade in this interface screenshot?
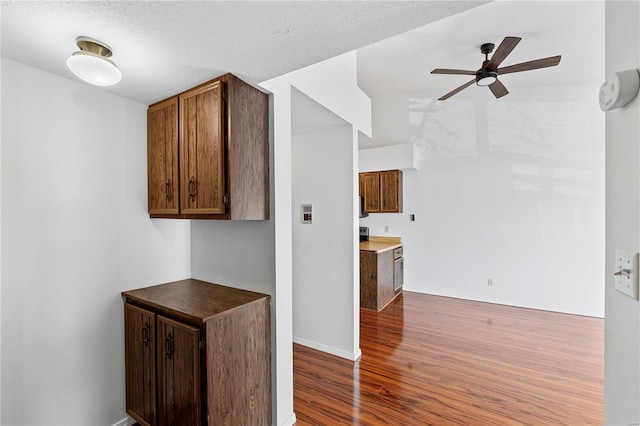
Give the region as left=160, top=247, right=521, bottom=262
left=476, top=75, right=497, bottom=87
left=66, top=51, right=121, bottom=86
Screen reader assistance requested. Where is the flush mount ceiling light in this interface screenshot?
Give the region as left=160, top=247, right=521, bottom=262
left=66, top=36, right=121, bottom=86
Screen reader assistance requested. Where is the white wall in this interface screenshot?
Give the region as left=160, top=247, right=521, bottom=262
left=291, top=91, right=359, bottom=360
left=259, top=51, right=371, bottom=424
left=359, top=143, right=418, bottom=172
left=360, top=88, right=605, bottom=317
left=604, top=2, right=640, bottom=424
left=0, top=59, right=191, bottom=425
left=0, top=56, right=4, bottom=424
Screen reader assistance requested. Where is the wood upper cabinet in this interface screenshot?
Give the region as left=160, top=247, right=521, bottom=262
left=180, top=81, right=225, bottom=215
left=122, top=279, right=272, bottom=426
left=359, top=170, right=403, bottom=213
left=360, top=172, right=380, bottom=212
left=380, top=170, right=403, bottom=213
left=147, top=73, right=269, bottom=220
left=147, top=97, right=179, bottom=215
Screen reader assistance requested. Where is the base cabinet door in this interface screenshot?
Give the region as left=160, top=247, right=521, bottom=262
left=124, top=304, right=156, bottom=426
left=157, top=316, right=201, bottom=426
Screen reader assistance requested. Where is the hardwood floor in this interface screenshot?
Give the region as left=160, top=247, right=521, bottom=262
left=293, top=291, right=603, bottom=425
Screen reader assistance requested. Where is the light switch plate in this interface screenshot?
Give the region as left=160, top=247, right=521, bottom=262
left=615, top=249, right=639, bottom=300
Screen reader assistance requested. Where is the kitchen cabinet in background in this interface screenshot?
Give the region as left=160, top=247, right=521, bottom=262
left=360, top=237, right=403, bottom=311
left=361, top=249, right=394, bottom=311
left=147, top=73, right=269, bottom=220
left=359, top=172, right=380, bottom=212
left=359, top=170, right=403, bottom=213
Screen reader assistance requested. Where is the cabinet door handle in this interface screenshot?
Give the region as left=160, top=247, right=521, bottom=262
left=165, top=332, right=174, bottom=360
left=165, top=179, right=172, bottom=201
left=188, top=177, right=196, bottom=202
left=142, top=323, right=149, bottom=346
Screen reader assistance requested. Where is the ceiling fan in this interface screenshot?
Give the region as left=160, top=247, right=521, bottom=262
left=431, top=36, right=561, bottom=100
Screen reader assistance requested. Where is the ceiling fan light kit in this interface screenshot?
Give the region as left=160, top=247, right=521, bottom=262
left=431, top=36, right=562, bottom=100
left=66, top=36, right=121, bottom=87
left=476, top=69, right=497, bottom=87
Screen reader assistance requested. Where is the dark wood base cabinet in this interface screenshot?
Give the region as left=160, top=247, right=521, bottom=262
left=360, top=243, right=403, bottom=311
left=122, top=279, right=271, bottom=426
left=360, top=250, right=395, bottom=311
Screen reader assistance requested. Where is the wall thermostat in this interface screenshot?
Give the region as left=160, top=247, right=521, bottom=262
left=599, top=69, right=640, bottom=111
left=301, top=204, right=313, bottom=224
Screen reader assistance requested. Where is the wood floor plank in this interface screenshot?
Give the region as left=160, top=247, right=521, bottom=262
left=293, top=292, right=603, bottom=425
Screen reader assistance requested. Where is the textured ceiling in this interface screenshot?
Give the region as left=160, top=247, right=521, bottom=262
left=1, top=1, right=487, bottom=105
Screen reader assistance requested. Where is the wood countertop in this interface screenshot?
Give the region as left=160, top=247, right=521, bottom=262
left=360, top=236, right=402, bottom=253
left=122, top=278, right=269, bottom=324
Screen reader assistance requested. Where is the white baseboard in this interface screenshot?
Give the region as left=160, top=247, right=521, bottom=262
left=353, top=347, right=363, bottom=360
left=112, top=416, right=136, bottom=426
left=293, top=336, right=362, bottom=361
left=278, top=411, right=298, bottom=426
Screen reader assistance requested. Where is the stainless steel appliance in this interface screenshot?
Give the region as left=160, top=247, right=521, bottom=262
left=359, top=226, right=369, bottom=242
left=359, top=196, right=368, bottom=218
left=393, top=246, right=404, bottom=294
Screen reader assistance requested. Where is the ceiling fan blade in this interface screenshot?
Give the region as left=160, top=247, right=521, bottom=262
left=431, top=68, right=476, bottom=75
left=489, top=79, right=509, bottom=99
left=485, top=36, right=522, bottom=70
left=498, top=55, right=561, bottom=75
left=438, top=79, right=475, bottom=101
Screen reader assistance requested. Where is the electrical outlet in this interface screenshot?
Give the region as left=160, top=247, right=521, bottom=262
left=384, top=226, right=389, bottom=233
left=615, top=249, right=639, bottom=300
left=487, top=278, right=493, bottom=287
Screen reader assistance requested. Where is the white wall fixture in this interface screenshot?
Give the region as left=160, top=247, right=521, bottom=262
left=614, top=249, right=639, bottom=300
left=599, top=69, right=639, bottom=111
left=66, top=36, right=121, bottom=86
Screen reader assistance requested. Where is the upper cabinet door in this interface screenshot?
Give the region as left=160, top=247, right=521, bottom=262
left=148, top=97, right=179, bottom=215
left=380, top=170, right=403, bottom=213
left=180, top=81, right=226, bottom=215
left=360, top=172, right=380, bottom=213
